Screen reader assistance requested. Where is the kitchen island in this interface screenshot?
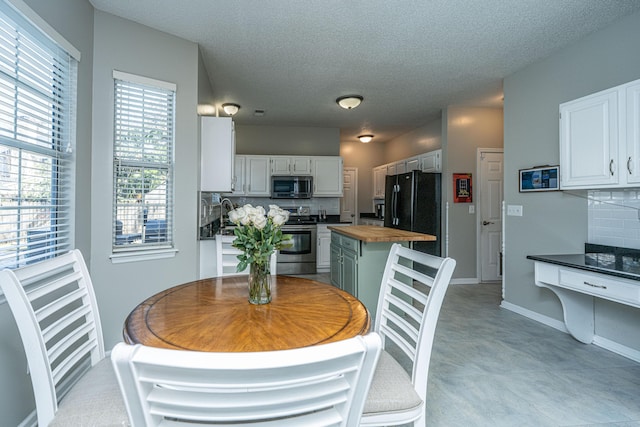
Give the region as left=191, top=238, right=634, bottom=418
left=328, top=225, right=436, bottom=321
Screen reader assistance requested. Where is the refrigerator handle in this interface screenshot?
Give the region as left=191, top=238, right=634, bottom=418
left=392, top=184, right=399, bottom=226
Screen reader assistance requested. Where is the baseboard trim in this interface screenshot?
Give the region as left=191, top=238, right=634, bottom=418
left=593, top=336, right=640, bottom=363
left=450, top=277, right=480, bottom=285
left=500, top=301, right=569, bottom=333
left=501, top=301, right=640, bottom=363
left=18, top=409, right=36, bottom=427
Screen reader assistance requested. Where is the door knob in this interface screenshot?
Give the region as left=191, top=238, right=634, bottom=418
left=482, top=220, right=494, bottom=226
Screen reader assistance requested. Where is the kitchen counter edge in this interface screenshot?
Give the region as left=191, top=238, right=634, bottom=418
left=328, top=225, right=436, bottom=243
left=527, top=254, right=640, bottom=282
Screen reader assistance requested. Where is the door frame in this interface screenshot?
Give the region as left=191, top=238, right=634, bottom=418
left=475, top=147, right=504, bottom=283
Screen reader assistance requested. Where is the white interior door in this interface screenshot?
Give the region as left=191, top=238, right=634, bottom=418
left=478, top=149, right=503, bottom=282
left=340, top=167, right=357, bottom=223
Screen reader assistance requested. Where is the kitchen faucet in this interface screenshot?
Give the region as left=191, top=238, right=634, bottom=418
left=220, top=198, right=234, bottom=226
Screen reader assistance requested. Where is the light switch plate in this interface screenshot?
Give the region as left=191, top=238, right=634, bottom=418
left=507, top=205, right=523, bottom=216
left=468, top=205, right=475, bottom=214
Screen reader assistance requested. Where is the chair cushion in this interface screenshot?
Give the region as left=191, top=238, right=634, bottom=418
left=363, top=350, right=423, bottom=415
left=49, top=358, right=129, bottom=427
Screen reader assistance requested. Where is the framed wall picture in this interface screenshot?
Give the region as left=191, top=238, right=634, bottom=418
left=453, top=173, right=472, bottom=203
left=519, top=165, right=559, bottom=192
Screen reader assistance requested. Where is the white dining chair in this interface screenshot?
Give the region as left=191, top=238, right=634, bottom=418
left=111, top=332, right=382, bottom=427
left=216, top=233, right=277, bottom=276
left=0, top=249, right=129, bottom=426
left=361, top=243, right=456, bottom=427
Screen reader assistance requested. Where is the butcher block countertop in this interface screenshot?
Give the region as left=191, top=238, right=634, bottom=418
left=327, top=225, right=436, bottom=242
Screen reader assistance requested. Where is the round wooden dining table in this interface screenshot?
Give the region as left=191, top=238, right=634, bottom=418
left=123, top=275, right=370, bottom=352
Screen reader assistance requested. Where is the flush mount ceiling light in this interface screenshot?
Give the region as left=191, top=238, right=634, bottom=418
left=336, top=95, right=363, bottom=110
left=222, top=103, right=240, bottom=116
left=358, top=134, right=373, bottom=143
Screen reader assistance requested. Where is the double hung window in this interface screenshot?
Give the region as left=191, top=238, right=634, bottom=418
left=0, top=4, right=78, bottom=268
left=112, top=71, right=175, bottom=253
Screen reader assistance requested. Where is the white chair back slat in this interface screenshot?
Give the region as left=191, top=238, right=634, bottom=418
left=364, top=243, right=456, bottom=427
left=0, top=249, right=117, bottom=426
left=216, top=234, right=278, bottom=277
left=112, top=333, right=382, bottom=427
left=389, top=262, right=435, bottom=287
left=47, top=318, right=95, bottom=358
left=42, top=304, right=93, bottom=343
left=51, top=339, right=98, bottom=384
left=26, top=270, right=84, bottom=301
left=35, top=286, right=88, bottom=323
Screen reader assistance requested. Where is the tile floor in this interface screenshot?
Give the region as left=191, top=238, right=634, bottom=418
left=297, top=273, right=640, bottom=426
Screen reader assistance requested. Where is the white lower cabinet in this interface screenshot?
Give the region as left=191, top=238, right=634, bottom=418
left=532, top=261, right=640, bottom=344
left=317, top=223, right=348, bottom=272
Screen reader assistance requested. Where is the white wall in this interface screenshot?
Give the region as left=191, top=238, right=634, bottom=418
left=504, top=10, right=640, bottom=352
left=90, top=10, right=201, bottom=349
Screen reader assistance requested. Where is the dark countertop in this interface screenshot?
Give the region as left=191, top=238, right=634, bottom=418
left=527, top=244, right=640, bottom=282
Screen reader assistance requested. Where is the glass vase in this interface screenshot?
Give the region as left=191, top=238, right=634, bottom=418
left=248, top=262, right=271, bottom=304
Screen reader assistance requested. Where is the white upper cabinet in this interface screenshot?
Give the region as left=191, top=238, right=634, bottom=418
left=270, top=156, right=312, bottom=175
left=373, top=165, right=387, bottom=199
left=200, top=117, right=234, bottom=191
left=312, top=157, right=343, bottom=197
left=229, top=155, right=246, bottom=195
left=245, top=156, right=271, bottom=196
left=560, top=78, right=640, bottom=189
left=420, top=149, right=442, bottom=172
left=406, top=156, right=420, bottom=172
left=626, top=81, right=640, bottom=184
left=560, top=89, right=619, bottom=189
left=225, top=155, right=269, bottom=196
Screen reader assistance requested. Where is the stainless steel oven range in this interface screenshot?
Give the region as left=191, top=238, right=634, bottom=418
left=278, top=207, right=317, bottom=274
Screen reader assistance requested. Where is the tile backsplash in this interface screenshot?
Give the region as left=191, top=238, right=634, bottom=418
left=588, top=190, right=640, bottom=249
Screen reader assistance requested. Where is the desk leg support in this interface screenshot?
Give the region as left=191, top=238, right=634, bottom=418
left=537, top=283, right=595, bottom=344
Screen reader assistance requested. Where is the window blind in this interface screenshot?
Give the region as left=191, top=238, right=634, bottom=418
left=0, top=4, right=77, bottom=269
left=112, top=73, right=175, bottom=251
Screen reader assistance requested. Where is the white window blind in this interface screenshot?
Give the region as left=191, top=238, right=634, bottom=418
left=112, top=72, right=175, bottom=251
left=0, top=4, right=77, bottom=269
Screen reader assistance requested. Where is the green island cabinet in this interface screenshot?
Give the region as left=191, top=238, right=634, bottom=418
left=328, top=225, right=436, bottom=321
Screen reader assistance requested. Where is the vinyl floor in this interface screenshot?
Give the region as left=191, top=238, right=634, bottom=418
left=297, top=273, right=640, bottom=426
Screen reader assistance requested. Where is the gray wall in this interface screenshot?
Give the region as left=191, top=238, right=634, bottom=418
left=0, top=0, right=95, bottom=424
left=504, top=10, right=640, bottom=352
left=90, top=11, right=201, bottom=352
left=236, top=125, right=340, bottom=155
left=340, top=140, right=386, bottom=213
left=443, top=106, right=504, bottom=279
left=384, top=118, right=442, bottom=162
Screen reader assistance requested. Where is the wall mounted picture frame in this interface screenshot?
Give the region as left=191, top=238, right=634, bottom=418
left=519, top=165, right=559, bottom=192
left=453, top=173, right=472, bottom=203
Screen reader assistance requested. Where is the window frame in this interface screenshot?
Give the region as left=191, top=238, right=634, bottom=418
left=110, top=70, right=177, bottom=262
left=0, top=2, right=78, bottom=271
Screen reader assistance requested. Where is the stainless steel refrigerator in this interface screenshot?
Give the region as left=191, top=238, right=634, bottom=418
left=384, top=170, right=441, bottom=256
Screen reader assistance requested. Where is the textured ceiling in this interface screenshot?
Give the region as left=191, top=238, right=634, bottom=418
left=89, top=0, right=640, bottom=143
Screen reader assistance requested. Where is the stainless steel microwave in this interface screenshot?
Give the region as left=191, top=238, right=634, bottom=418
left=271, top=175, right=313, bottom=199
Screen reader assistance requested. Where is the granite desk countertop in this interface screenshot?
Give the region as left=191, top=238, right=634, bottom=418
left=527, top=243, right=640, bottom=282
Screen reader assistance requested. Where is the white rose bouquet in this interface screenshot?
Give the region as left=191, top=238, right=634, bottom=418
left=227, top=204, right=292, bottom=272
